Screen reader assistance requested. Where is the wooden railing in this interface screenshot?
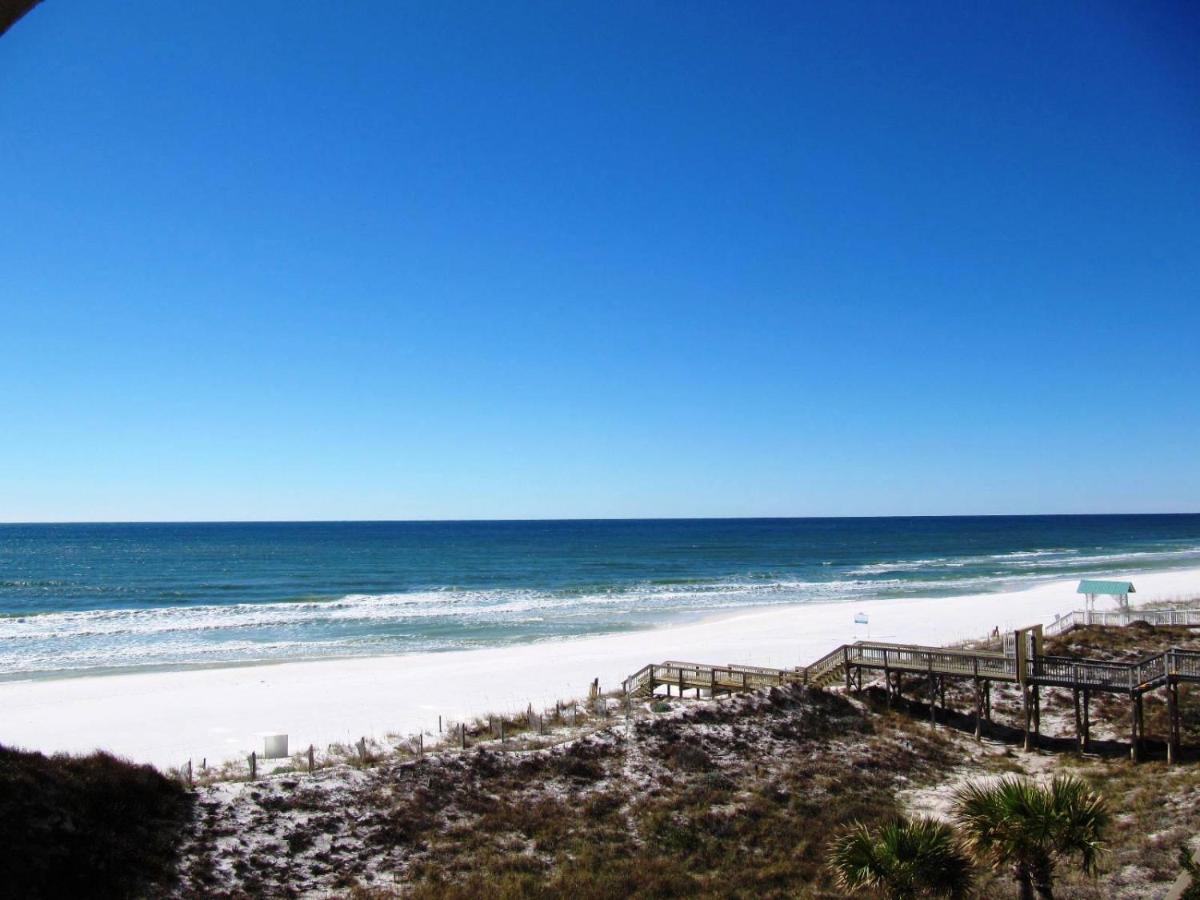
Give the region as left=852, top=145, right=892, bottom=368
left=1044, top=607, right=1200, bottom=637
left=1175, top=649, right=1200, bottom=679
left=1035, top=655, right=1135, bottom=690
left=847, top=643, right=1016, bottom=681
left=623, top=661, right=801, bottom=696
left=625, top=625, right=1200, bottom=701
left=804, top=646, right=852, bottom=685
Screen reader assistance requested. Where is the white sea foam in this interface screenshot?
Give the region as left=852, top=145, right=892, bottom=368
left=4, top=543, right=1200, bottom=678
left=6, top=566, right=1200, bottom=768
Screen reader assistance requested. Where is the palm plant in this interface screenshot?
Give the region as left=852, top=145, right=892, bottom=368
left=828, top=815, right=974, bottom=899
left=952, top=775, right=1108, bottom=900
left=1180, top=845, right=1200, bottom=900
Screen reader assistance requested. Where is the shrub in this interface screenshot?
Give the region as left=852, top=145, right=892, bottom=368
left=0, top=743, right=192, bottom=898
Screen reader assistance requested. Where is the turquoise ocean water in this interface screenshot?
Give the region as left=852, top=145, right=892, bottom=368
left=1, top=515, right=1198, bottom=680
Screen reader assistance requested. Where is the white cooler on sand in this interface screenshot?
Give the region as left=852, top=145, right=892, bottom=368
left=263, top=734, right=289, bottom=759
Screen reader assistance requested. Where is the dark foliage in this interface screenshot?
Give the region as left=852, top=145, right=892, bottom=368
left=0, top=743, right=192, bottom=899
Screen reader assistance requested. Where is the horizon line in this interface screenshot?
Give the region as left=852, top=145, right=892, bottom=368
left=3, top=511, right=1199, bottom=526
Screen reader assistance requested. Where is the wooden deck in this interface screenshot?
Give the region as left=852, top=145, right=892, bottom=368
left=623, top=622, right=1200, bottom=764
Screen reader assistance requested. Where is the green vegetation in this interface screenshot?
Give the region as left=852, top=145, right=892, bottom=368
left=177, top=686, right=960, bottom=898
left=0, top=743, right=191, bottom=899
left=5, top=617, right=1172, bottom=899
left=952, top=776, right=1108, bottom=900
left=828, top=815, right=972, bottom=899
left=1180, top=846, right=1200, bottom=900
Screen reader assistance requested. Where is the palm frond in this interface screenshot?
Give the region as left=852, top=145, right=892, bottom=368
left=828, top=816, right=974, bottom=898
left=952, top=775, right=1109, bottom=888
left=1047, top=776, right=1109, bottom=874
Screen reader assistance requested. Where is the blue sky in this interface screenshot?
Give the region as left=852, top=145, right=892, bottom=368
left=1, top=2, right=1198, bottom=521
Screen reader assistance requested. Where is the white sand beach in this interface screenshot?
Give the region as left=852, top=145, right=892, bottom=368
left=2, top=568, right=1198, bottom=769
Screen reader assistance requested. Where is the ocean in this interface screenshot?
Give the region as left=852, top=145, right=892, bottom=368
left=1, top=515, right=1198, bottom=680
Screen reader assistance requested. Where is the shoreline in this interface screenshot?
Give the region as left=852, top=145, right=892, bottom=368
left=1, top=567, right=1198, bottom=768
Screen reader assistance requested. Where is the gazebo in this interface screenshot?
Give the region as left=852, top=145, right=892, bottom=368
left=1077, top=579, right=1135, bottom=612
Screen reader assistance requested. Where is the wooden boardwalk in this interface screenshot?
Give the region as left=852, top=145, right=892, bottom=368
left=623, top=621, right=1200, bottom=764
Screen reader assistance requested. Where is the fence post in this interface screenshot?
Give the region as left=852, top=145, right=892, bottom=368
left=249, top=751, right=257, bottom=781
left=186, top=759, right=193, bottom=788
left=460, top=723, right=466, bottom=749
left=308, top=745, right=314, bottom=773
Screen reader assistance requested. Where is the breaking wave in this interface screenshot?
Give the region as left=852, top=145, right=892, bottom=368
left=2, top=531, right=1199, bottom=679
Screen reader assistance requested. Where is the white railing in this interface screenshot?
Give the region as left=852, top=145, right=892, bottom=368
left=1044, top=607, right=1200, bottom=637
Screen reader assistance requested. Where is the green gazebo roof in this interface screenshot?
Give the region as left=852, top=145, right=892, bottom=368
left=1077, top=579, right=1135, bottom=595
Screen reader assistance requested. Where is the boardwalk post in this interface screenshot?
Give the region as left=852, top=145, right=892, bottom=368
left=1167, top=679, right=1180, bottom=765
left=973, top=681, right=982, bottom=740
left=249, top=751, right=257, bottom=781
left=843, top=647, right=851, bottom=692
left=1022, top=685, right=1032, bottom=751
left=417, top=733, right=424, bottom=760
left=1017, top=626, right=1031, bottom=752
left=927, top=660, right=936, bottom=726
left=308, top=744, right=314, bottom=773
left=1073, top=686, right=1083, bottom=753
left=460, top=723, right=466, bottom=750
left=1130, top=693, right=1140, bottom=762
left=884, top=649, right=892, bottom=708
left=1137, top=693, right=1145, bottom=760
left=1082, top=689, right=1090, bottom=751
left=186, top=759, right=193, bottom=788
left=972, top=658, right=982, bottom=740
left=1032, top=685, right=1041, bottom=746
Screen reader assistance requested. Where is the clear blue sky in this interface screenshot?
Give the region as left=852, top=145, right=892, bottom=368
left=1, top=2, right=1197, bottom=521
